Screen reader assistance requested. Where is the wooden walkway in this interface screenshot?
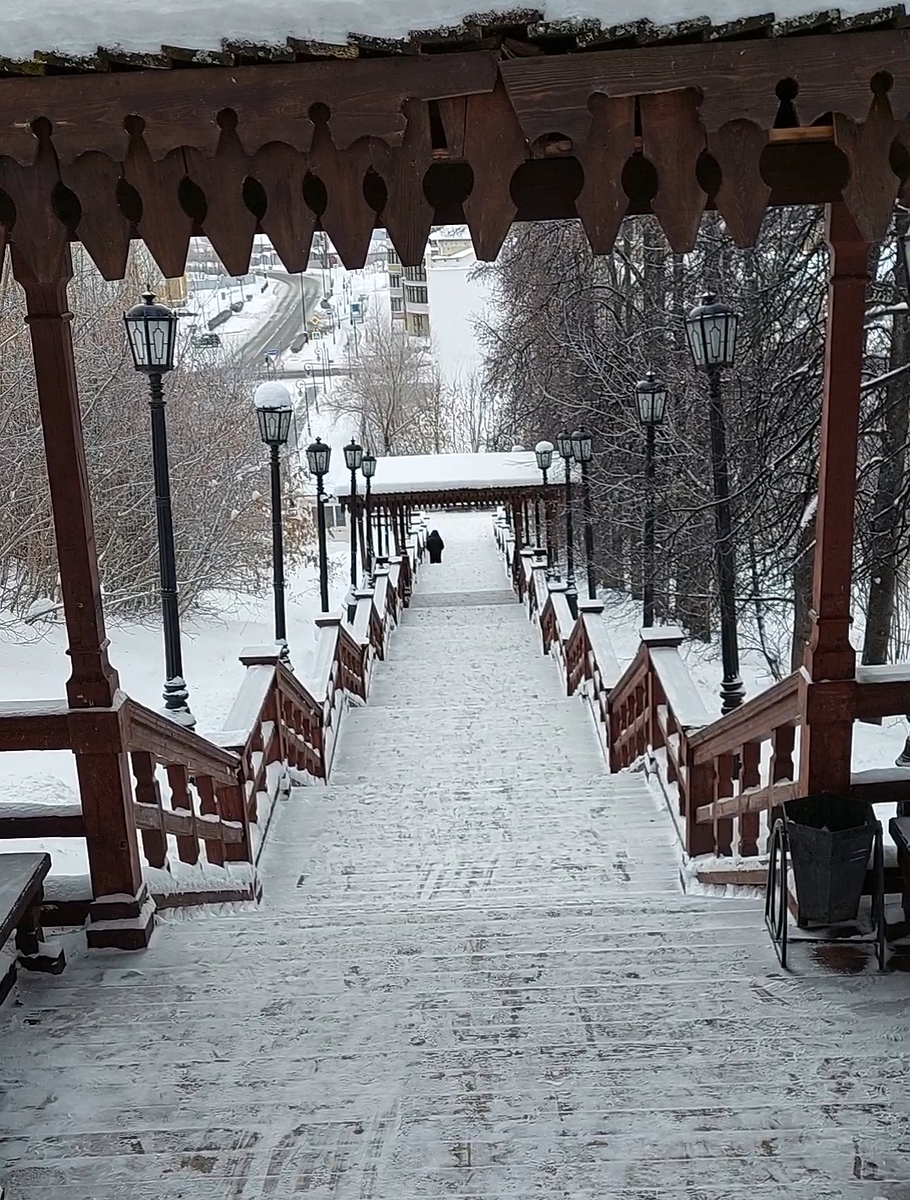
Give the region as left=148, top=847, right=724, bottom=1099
left=1, top=514, right=910, bottom=1198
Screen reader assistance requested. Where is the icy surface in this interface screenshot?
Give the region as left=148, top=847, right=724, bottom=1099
left=2, top=512, right=910, bottom=1198
left=3, top=0, right=887, bottom=59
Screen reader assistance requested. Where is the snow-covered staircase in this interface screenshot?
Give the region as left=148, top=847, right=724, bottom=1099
left=0, top=514, right=908, bottom=1198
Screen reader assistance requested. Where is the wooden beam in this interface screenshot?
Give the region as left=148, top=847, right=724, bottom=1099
left=800, top=202, right=869, bottom=797
left=12, top=236, right=150, bottom=948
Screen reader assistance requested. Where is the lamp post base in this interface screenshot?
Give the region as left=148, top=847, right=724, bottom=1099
left=162, top=676, right=195, bottom=728
left=566, top=587, right=579, bottom=620
left=277, top=639, right=293, bottom=670
left=719, top=674, right=745, bottom=715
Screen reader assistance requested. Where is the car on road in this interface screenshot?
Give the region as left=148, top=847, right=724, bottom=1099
left=193, top=332, right=221, bottom=348
left=290, top=335, right=308, bottom=353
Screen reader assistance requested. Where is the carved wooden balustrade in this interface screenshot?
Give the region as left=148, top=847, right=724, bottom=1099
left=496, top=515, right=910, bottom=869
left=0, top=537, right=421, bottom=931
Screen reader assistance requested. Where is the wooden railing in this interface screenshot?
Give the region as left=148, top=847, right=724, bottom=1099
left=0, top=527, right=424, bottom=927
left=493, top=513, right=910, bottom=871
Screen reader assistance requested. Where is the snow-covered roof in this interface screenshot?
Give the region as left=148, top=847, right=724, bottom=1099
left=1, top=1, right=895, bottom=67
left=331, top=450, right=546, bottom=498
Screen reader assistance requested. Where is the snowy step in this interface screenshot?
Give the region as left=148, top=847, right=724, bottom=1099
left=1, top=514, right=905, bottom=1200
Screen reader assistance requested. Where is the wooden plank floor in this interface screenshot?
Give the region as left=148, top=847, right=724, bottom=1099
left=2, top=514, right=910, bottom=1198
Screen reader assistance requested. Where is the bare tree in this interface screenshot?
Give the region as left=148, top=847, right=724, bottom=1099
left=0, top=244, right=313, bottom=621
left=332, top=314, right=450, bottom=454
left=447, top=368, right=503, bottom=452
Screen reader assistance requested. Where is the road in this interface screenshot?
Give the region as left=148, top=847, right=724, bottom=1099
left=240, top=272, right=324, bottom=370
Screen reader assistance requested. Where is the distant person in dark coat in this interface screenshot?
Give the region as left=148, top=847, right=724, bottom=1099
left=426, top=529, right=445, bottom=563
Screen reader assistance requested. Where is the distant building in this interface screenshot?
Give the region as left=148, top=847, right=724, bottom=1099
left=387, top=244, right=404, bottom=321
left=402, top=262, right=429, bottom=338
left=383, top=227, right=476, bottom=341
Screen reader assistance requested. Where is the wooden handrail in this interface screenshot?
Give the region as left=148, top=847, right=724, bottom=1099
left=125, top=698, right=240, bottom=784
left=687, top=672, right=800, bottom=762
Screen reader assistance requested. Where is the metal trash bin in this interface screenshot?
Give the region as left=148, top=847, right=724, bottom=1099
left=784, top=794, right=875, bottom=925
left=765, top=793, right=885, bottom=971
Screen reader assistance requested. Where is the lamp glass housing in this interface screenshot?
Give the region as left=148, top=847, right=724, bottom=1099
left=344, top=439, right=364, bottom=471
left=361, top=452, right=377, bottom=479
left=635, top=375, right=669, bottom=426
left=124, top=291, right=178, bottom=373
left=306, top=437, right=331, bottom=476
left=254, top=381, right=293, bottom=446
left=571, top=428, right=593, bottom=463
left=685, top=293, right=739, bottom=371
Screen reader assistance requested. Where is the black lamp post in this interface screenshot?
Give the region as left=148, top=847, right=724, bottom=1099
left=254, top=382, right=294, bottom=665
left=124, top=291, right=194, bottom=728
left=305, top=436, right=332, bottom=612
left=361, top=451, right=377, bottom=575
left=634, top=374, right=669, bottom=628
left=535, top=439, right=554, bottom=573
left=572, top=427, right=596, bottom=601
left=344, top=438, right=363, bottom=622
left=556, top=430, right=578, bottom=618
left=685, top=293, right=745, bottom=713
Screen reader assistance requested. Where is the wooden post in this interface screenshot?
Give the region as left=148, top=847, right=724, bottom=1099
left=13, top=244, right=152, bottom=949
left=799, top=203, right=869, bottom=797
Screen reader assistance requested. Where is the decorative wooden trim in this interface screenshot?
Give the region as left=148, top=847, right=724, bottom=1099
left=0, top=52, right=499, bottom=165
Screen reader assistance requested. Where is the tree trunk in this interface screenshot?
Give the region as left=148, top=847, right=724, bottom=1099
left=862, top=211, right=910, bottom=665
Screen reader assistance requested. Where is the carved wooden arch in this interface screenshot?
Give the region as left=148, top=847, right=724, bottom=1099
left=1, top=29, right=910, bottom=288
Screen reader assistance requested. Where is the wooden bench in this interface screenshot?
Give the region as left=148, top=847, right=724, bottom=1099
left=0, top=853, right=65, bottom=1004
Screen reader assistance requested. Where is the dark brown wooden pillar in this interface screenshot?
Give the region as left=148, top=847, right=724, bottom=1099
left=799, top=203, right=868, bottom=797
left=13, top=244, right=152, bottom=949
left=392, top=504, right=404, bottom=555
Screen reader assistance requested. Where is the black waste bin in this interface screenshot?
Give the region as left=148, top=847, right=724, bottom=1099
left=784, top=794, right=875, bottom=925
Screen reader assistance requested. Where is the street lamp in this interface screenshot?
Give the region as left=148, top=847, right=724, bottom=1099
left=124, top=291, right=194, bottom=728
left=254, top=382, right=294, bottom=665
left=305, top=436, right=332, bottom=612
left=556, top=431, right=578, bottom=618
left=571, top=427, right=596, bottom=601
left=535, top=439, right=554, bottom=573
left=361, top=450, right=377, bottom=575
left=685, top=292, right=744, bottom=713
left=635, top=374, right=669, bottom=627
left=344, top=438, right=363, bottom=620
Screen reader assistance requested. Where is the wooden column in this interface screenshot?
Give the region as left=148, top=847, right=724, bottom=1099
left=799, top=203, right=869, bottom=797
left=13, top=244, right=152, bottom=949
left=511, top=500, right=524, bottom=578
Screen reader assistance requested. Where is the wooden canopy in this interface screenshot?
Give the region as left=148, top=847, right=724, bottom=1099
left=0, top=17, right=901, bottom=944
left=0, top=20, right=907, bottom=290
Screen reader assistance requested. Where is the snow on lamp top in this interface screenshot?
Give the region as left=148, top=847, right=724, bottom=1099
left=124, top=291, right=178, bottom=374
left=535, top=439, right=554, bottom=472
left=254, top=381, right=293, bottom=446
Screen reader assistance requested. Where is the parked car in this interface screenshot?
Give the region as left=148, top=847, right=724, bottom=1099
left=290, top=335, right=308, bottom=353
left=230, top=301, right=243, bottom=312
left=193, top=332, right=221, bottom=348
